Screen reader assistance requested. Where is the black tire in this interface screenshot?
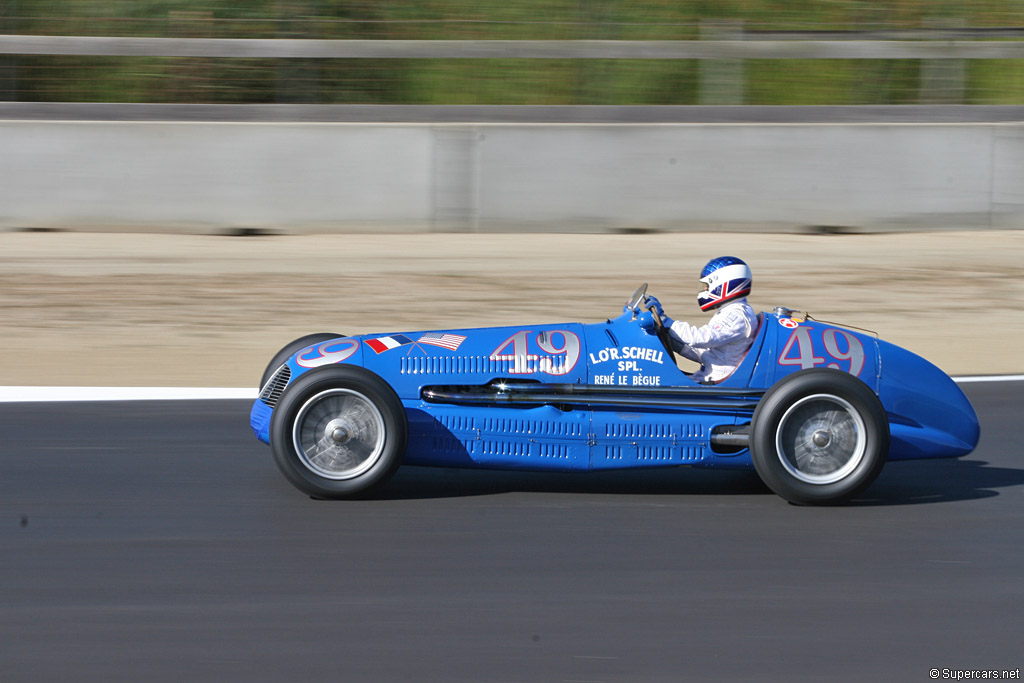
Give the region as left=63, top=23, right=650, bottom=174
left=259, top=333, right=343, bottom=389
left=269, top=364, right=407, bottom=499
left=750, top=368, right=889, bottom=505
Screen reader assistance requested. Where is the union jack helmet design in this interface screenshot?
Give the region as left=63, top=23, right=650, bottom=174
left=697, top=256, right=752, bottom=311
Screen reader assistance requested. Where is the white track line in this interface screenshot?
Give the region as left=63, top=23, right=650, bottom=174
left=0, top=375, right=1021, bottom=402
left=953, top=375, right=1024, bottom=383
left=0, top=387, right=258, bottom=402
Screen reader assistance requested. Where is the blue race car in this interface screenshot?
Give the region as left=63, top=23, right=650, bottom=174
left=250, top=284, right=979, bottom=505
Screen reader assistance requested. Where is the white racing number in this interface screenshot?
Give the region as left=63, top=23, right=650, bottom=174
left=489, top=330, right=581, bottom=376
left=822, top=328, right=866, bottom=377
left=778, top=327, right=824, bottom=370
left=295, top=339, right=360, bottom=368
left=778, top=326, right=866, bottom=377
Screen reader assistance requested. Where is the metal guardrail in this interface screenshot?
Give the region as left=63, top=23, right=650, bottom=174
left=2, top=34, right=1024, bottom=59
left=745, top=27, right=1024, bottom=40
left=2, top=103, right=1022, bottom=123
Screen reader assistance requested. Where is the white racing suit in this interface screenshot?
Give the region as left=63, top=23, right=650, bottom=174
left=667, top=298, right=759, bottom=384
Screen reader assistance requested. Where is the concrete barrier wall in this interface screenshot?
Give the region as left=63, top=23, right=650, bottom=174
left=1, top=120, right=1021, bottom=233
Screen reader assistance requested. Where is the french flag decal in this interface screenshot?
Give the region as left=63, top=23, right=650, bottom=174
left=366, top=334, right=414, bottom=354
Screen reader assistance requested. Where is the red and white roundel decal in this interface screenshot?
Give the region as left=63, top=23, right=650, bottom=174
left=779, top=318, right=800, bottom=329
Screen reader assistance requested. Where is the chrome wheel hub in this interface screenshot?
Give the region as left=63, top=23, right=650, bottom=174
left=292, top=389, right=385, bottom=480
left=775, top=394, right=866, bottom=485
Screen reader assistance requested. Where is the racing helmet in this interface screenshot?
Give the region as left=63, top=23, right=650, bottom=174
left=697, top=256, right=752, bottom=311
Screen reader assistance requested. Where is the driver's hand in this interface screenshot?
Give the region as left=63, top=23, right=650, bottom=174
left=638, top=311, right=657, bottom=333
left=643, top=295, right=664, bottom=317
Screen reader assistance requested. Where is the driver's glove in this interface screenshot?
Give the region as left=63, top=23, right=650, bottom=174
left=643, top=295, right=664, bottom=317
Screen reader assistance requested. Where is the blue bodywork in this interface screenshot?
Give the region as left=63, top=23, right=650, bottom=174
left=251, top=306, right=979, bottom=473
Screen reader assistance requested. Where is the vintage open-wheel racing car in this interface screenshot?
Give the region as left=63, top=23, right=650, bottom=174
left=249, top=285, right=979, bottom=505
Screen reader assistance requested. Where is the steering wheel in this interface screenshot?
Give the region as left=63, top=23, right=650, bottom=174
left=625, top=283, right=648, bottom=317
left=626, top=283, right=676, bottom=363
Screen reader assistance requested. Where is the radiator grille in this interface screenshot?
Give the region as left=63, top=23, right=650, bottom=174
left=259, top=364, right=291, bottom=408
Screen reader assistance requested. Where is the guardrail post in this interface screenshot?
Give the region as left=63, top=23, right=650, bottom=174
left=920, top=18, right=967, bottom=103
left=700, top=20, right=744, bottom=105
left=274, top=1, right=319, bottom=104
left=0, top=0, right=17, bottom=101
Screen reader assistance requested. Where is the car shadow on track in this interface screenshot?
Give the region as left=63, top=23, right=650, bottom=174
left=373, top=466, right=770, bottom=501
left=849, top=458, right=1024, bottom=506
left=368, top=458, right=1024, bottom=506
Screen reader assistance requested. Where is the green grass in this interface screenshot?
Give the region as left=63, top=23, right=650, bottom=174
left=968, top=60, right=1024, bottom=104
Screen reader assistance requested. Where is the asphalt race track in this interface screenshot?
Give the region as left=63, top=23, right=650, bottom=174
left=1, top=382, right=1021, bottom=682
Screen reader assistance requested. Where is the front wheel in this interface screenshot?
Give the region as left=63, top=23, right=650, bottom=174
left=269, top=365, right=407, bottom=499
left=260, top=332, right=344, bottom=389
left=750, top=369, right=889, bottom=505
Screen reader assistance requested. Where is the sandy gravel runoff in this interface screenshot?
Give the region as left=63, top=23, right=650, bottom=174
left=1, top=230, right=1021, bottom=387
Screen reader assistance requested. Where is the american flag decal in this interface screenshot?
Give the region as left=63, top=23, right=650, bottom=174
left=417, top=332, right=467, bottom=351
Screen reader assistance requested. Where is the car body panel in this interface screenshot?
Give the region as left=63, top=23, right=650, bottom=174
left=251, top=303, right=979, bottom=472
left=877, top=339, right=980, bottom=459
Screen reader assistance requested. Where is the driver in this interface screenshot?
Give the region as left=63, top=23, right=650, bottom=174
left=641, top=256, right=758, bottom=384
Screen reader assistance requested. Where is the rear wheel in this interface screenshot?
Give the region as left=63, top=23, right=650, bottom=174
left=751, top=369, right=889, bottom=505
left=269, top=365, right=407, bottom=499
